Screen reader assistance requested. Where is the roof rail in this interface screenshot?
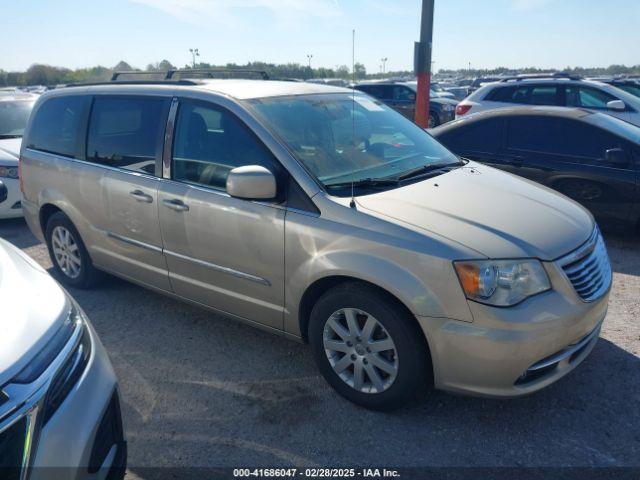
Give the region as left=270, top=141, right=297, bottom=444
left=111, top=68, right=269, bottom=81
left=499, top=72, right=582, bottom=82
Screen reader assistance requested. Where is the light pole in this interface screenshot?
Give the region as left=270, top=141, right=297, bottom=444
left=381, top=57, right=388, bottom=74
left=414, top=0, right=434, bottom=128
left=306, top=54, right=313, bottom=79
left=189, top=48, right=200, bottom=69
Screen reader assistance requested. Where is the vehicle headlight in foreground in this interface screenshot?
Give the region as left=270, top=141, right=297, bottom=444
left=454, top=259, right=551, bottom=307
left=12, top=301, right=92, bottom=425
left=441, top=104, right=456, bottom=112
left=0, top=166, right=19, bottom=179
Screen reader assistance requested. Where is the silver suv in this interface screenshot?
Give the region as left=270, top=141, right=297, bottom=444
left=20, top=72, right=611, bottom=410
left=456, top=74, right=640, bottom=127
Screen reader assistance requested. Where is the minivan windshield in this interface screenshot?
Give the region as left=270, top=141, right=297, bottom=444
left=249, top=93, right=459, bottom=195
left=0, top=100, right=35, bottom=138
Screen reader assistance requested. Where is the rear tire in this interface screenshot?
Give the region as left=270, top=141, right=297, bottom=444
left=45, top=212, right=102, bottom=288
left=308, top=282, right=431, bottom=411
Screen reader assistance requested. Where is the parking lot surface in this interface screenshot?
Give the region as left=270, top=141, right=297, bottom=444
left=1, top=219, right=638, bottom=474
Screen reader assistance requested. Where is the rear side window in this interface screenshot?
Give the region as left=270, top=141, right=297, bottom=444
left=487, top=85, right=559, bottom=106
left=437, top=118, right=503, bottom=153
left=171, top=101, right=277, bottom=191
left=392, top=86, right=415, bottom=101
left=486, top=86, right=527, bottom=103
left=26, top=96, right=88, bottom=158
left=86, top=96, right=169, bottom=174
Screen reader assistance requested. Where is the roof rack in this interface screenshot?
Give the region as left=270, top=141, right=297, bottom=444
left=111, top=68, right=269, bottom=81
left=499, top=72, right=582, bottom=82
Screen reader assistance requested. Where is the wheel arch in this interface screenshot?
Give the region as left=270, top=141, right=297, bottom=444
left=298, top=275, right=431, bottom=353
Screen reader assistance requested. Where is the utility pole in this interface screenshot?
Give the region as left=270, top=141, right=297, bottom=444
left=414, top=0, right=434, bottom=128
left=189, top=48, right=200, bottom=69
left=381, top=57, right=388, bottom=74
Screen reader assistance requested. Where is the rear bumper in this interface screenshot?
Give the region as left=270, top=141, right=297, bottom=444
left=0, top=178, right=23, bottom=219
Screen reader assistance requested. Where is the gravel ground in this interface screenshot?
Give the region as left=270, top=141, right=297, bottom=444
left=1, top=218, right=638, bottom=475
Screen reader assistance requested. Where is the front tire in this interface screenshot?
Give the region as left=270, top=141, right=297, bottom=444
left=45, top=212, right=102, bottom=288
left=309, top=282, right=430, bottom=411
left=428, top=112, right=439, bottom=129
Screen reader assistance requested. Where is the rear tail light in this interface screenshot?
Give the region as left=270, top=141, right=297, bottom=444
left=456, top=104, right=472, bottom=116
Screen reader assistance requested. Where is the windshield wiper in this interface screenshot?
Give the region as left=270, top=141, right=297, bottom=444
left=325, top=177, right=400, bottom=189
left=396, top=162, right=461, bottom=181
left=0, top=134, right=22, bottom=139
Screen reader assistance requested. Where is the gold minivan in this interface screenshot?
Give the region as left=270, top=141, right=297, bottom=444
left=20, top=73, right=611, bottom=410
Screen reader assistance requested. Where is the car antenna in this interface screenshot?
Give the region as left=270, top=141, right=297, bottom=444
left=350, top=28, right=357, bottom=209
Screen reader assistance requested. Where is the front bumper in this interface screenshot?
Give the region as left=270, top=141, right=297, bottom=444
left=31, top=320, right=126, bottom=480
left=0, top=177, right=23, bottom=219
left=418, top=259, right=610, bottom=398
left=0, top=317, right=126, bottom=480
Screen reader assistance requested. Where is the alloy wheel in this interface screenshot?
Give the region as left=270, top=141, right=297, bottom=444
left=323, top=308, right=399, bottom=394
left=51, top=226, right=82, bottom=279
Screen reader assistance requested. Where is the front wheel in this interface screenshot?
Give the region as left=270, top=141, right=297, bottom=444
left=309, top=282, right=431, bottom=411
left=428, top=112, right=439, bottom=129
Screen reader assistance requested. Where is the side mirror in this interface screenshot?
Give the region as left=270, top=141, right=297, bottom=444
left=605, top=148, right=629, bottom=167
left=607, top=100, right=626, bottom=111
left=226, top=165, right=277, bottom=200
left=0, top=180, right=7, bottom=204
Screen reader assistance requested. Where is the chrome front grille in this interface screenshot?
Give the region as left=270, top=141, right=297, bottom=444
left=558, top=228, right=612, bottom=302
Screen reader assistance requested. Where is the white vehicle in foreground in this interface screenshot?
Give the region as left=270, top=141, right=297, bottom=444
left=455, top=74, right=640, bottom=127
left=0, top=94, right=37, bottom=219
left=0, top=238, right=126, bottom=479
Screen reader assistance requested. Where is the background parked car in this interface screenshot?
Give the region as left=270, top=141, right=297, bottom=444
left=456, top=74, right=640, bottom=127
left=594, top=78, right=640, bottom=99
left=432, top=106, right=640, bottom=232
left=354, top=81, right=457, bottom=127
left=0, top=237, right=126, bottom=479
left=0, top=93, right=37, bottom=219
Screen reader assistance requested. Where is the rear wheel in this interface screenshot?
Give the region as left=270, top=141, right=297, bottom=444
left=309, top=282, right=430, bottom=411
left=45, top=212, right=102, bottom=288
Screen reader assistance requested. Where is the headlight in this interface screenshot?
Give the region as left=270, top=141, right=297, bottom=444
left=0, top=166, right=18, bottom=179
left=454, top=259, right=550, bottom=307
left=442, top=104, right=455, bottom=112
left=13, top=304, right=80, bottom=383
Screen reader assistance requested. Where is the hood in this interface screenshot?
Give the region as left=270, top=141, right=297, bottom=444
left=0, top=238, right=68, bottom=386
left=355, top=162, right=593, bottom=260
left=0, top=138, right=21, bottom=165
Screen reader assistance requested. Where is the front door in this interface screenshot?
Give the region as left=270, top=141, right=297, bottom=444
left=158, top=98, right=285, bottom=329
left=86, top=94, right=171, bottom=290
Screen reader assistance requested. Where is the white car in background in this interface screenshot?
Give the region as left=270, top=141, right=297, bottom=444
left=0, top=94, right=37, bottom=219
left=0, top=237, right=126, bottom=479
left=455, top=74, right=640, bottom=127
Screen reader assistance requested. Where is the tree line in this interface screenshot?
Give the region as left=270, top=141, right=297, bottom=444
left=0, top=60, right=367, bottom=86
left=1, top=61, right=638, bottom=87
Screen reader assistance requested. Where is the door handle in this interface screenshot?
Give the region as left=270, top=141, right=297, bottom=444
left=162, top=198, right=189, bottom=212
left=129, top=190, right=153, bottom=203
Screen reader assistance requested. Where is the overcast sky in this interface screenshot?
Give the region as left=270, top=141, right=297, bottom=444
left=2, top=0, right=638, bottom=73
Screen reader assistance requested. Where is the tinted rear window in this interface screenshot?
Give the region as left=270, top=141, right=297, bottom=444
left=26, top=96, right=88, bottom=157
left=437, top=118, right=503, bottom=153
left=86, top=96, right=169, bottom=174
